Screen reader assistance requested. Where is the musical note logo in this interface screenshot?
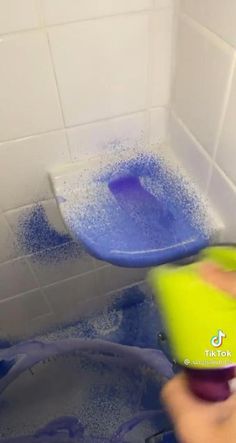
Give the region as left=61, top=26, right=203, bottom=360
left=210, top=330, right=226, bottom=348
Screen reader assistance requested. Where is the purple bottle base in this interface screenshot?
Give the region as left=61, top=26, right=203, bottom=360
left=185, top=367, right=235, bottom=402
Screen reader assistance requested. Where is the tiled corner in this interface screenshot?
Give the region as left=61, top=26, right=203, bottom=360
left=150, top=7, right=173, bottom=107
left=48, top=14, right=149, bottom=127
left=0, top=30, right=63, bottom=142
left=216, top=62, right=236, bottom=186
left=0, top=132, right=70, bottom=211
left=0, top=215, right=18, bottom=263
left=0, top=0, right=41, bottom=34
left=27, top=242, right=94, bottom=286
left=44, top=271, right=98, bottom=319
left=68, top=112, right=148, bottom=161
left=95, top=265, right=147, bottom=295
left=149, top=107, right=168, bottom=145
left=0, top=258, right=38, bottom=300
left=173, top=16, right=234, bottom=155
left=181, top=0, right=236, bottom=49
left=0, top=289, right=50, bottom=338
left=41, top=0, right=152, bottom=25
left=6, top=199, right=71, bottom=256
left=170, top=112, right=212, bottom=193
left=207, top=165, right=236, bottom=242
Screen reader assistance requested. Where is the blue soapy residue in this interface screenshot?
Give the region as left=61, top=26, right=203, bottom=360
left=0, top=283, right=177, bottom=442
left=17, top=204, right=87, bottom=264
left=65, top=151, right=210, bottom=267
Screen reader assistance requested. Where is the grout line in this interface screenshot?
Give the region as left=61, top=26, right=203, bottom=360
left=206, top=53, right=236, bottom=193
left=171, top=111, right=213, bottom=162
left=147, top=10, right=154, bottom=144
left=0, top=287, right=42, bottom=305
left=180, top=13, right=236, bottom=51
left=0, top=110, right=147, bottom=146
left=45, top=32, right=66, bottom=127
left=42, top=267, right=100, bottom=291
left=40, top=8, right=155, bottom=30
left=212, top=54, right=236, bottom=161
left=24, top=256, right=53, bottom=312
left=0, top=9, right=155, bottom=39
left=212, top=162, right=236, bottom=193
left=4, top=197, right=56, bottom=216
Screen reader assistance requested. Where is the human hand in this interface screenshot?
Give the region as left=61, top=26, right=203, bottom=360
left=162, top=373, right=236, bottom=443
left=161, top=262, right=236, bottom=442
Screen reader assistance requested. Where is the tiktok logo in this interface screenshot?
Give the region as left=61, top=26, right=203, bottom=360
left=210, top=330, right=226, bottom=348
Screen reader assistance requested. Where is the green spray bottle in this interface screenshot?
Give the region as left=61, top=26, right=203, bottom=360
left=149, top=245, right=236, bottom=402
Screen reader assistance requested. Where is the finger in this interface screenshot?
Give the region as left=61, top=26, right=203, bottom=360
left=162, top=374, right=205, bottom=422
left=199, top=262, right=236, bottom=298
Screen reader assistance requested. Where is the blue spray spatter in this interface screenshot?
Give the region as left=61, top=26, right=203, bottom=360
left=61, top=151, right=211, bottom=267
left=17, top=204, right=87, bottom=264
left=17, top=204, right=71, bottom=254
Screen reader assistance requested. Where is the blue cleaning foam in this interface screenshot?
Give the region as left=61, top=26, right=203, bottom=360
left=51, top=149, right=213, bottom=267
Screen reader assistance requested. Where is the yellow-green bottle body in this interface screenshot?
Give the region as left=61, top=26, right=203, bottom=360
left=149, top=246, right=236, bottom=370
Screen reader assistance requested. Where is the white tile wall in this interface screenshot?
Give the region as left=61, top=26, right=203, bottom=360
left=41, top=0, right=152, bottom=25
left=68, top=112, right=148, bottom=161
left=44, top=271, right=98, bottom=319
left=150, top=8, right=173, bottom=107
left=181, top=0, right=236, bottom=49
left=48, top=15, right=149, bottom=127
left=0, top=31, right=63, bottom=142
left=27, top=244, right=94, bottom=286
left=172, top=0, right=236, bottom=244
left=0, top=258, right=38, bottom=300
left=0, top=132, right=70, bottom=211
left=149, top=107, right=168, bottom=145
left=207, top=165, right=236, bottom=242
left=216, top=62, right=236, bottom=186
left=173, top=16, right=234, bottom=155
left=0, top=289, right=50, bottom=337
left=170, top=113, right=211, bottom=193
left=0, top=0, right=40, bottom=34
left=0, top=0, right=174, bottom=337
left=95, top=266, right=147, bottom=295
left=0, top=215, right=18, bottom=263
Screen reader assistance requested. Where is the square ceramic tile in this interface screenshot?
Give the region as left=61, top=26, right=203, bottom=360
left=44, top=271, right=98, bottom=319
left=0, top=289, right=50, bottom=338
left=149, top=107, right=168, bottom=145
left=41, top=0, right=152, bottom=25
left=68, top=112, right=148, bottom=161
left=0, top=132, right=70, bottom=211
left=207, top=165, right=236, bottom=242
left=95, top=266, right=147, bottom=295
left=0, top=31, right=63, bottom=142
left=216, top=66, right=236, bottom=186
left=181, top=0, right=236, bottom=48
left=173, top=17, right=234, bottom=155
left=0, top=215, right=18, bottom=263
left=170, top=113, right=212, bottom=193
left=48, top=14, right=149, bottom=127
left=27, top=243, right=94, bottom=286
left=0, top=0, right=41, bottom=34
left=0, top=258, right=38, bottom=300
left=6, top=199, right=71, bottom=256
left=150, top=8, right=173, bottom=107
left=155, top=0, right=174, bottom=8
